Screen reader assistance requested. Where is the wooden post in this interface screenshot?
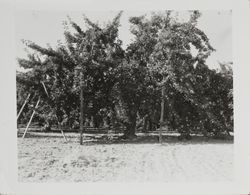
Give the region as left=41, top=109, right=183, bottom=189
left=17, top=94, right=30, bottom=120
left=41, top=81, right=49, bottom=97
left=79, top=72, right=84, bottom=145
left=58, top=122, right=67, bottom=142
left=42, top=81, right=67, bottom=142
left=22, top=97, right=40, bottom=138
left=159, top=86, right=165, bottom=143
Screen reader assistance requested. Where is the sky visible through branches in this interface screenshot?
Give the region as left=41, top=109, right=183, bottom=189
left=15, top=10, right=232, bottom=71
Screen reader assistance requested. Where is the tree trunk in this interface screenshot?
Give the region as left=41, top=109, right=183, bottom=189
left=123, top=112, right=137, bottom=139
left=148, top=120, right=152, bottom=131
left=124, top=123, right=136, bottom=138
left=142, top=114, right=148, bottom=133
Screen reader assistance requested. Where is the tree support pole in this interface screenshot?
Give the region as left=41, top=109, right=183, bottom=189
left=17, top=93, right=30, bottom=121
left=22, top=97, right=40, bottom=138
left=80, top=73, right=84, bottom=145
left=159, top=86, right=165, bottom=143
left=41, top=81, right=49, bottom=97
left=42, top=81, right=67, bottom=142
left=58, top=122, right=67, bottom=142
left=53, top=115, right=68, bottom=142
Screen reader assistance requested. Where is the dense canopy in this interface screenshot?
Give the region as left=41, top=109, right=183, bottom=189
left=17, top=11, right=233, bottom=138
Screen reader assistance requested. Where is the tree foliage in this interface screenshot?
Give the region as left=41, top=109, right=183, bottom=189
left=17, top=11, right=233, bottom=138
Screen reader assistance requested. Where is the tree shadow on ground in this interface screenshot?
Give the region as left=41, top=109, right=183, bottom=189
left=81, top=134, right=234, bottom=145
left=18, top=132, right=233, bottom=145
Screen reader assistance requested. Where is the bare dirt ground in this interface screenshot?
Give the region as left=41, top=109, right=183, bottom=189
left=18, top=132, right=233, bottom=182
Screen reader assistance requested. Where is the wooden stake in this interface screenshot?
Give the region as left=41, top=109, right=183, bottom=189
left=80, top=72, right=84, bottom=145
left=42, top=81, right=67, bottom=142
left=58, top=122, right=67, bottom=142
left=17, top=93, right=30, bottom=120
left=41, top=81, right=49, bottom=97
left=22, top=97, right=40, bottom=138
left=159, top=86, right=165, bottom=143
left=80, top=87, right=84, bottom=145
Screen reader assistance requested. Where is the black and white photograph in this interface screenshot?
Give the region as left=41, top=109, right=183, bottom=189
left=3, top=0, right=250, bottom=193
left=15, top=10, right=234, bottom=183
